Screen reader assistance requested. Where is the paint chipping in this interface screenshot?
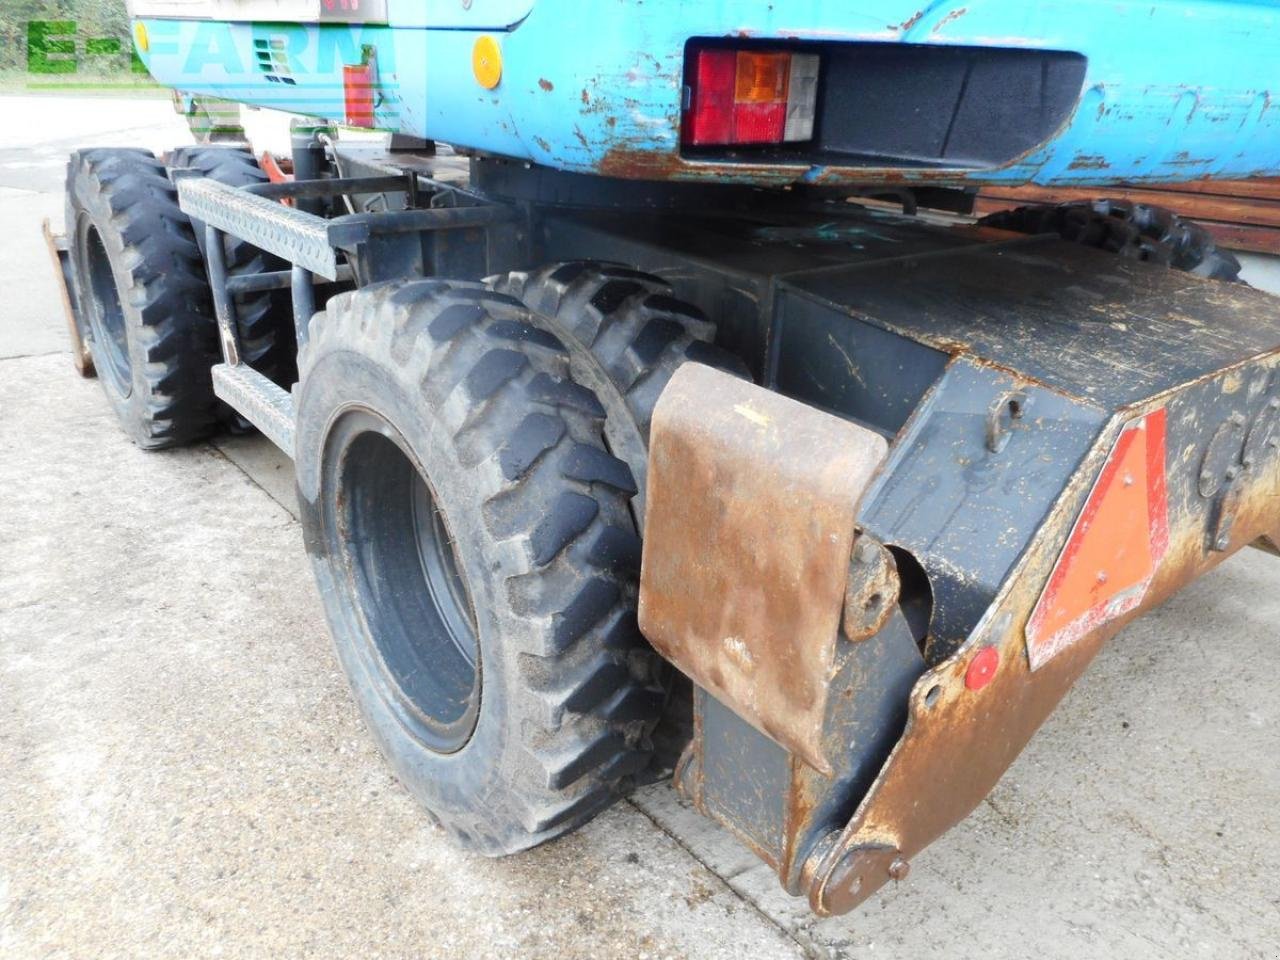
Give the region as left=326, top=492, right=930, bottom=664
left=733, top=403, right=771, bottom=427
left=897, top=9, right=924, bottom=31
left=933, top=7, right=968, bottom=32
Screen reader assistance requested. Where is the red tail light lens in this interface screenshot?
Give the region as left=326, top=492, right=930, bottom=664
left=683, top=47, right=820, bottom=147
left=684, top=49, right=736, bottom=145
left=343, top=61, right=375, bottom=128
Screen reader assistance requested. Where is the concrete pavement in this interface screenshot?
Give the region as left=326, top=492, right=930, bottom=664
left=0, top=94, right=1277, bottom=959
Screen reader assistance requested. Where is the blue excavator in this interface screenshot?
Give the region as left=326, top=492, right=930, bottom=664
left=47, top=0, right=1280, bottom=917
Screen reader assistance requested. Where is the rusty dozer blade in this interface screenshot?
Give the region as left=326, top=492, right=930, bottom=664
left=637, top=240, right=1280, bottom=917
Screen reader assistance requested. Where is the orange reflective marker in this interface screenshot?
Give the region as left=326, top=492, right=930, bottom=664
left=1026, top=409, right=1169, bottom=670
left=473, top=35, right=503, bottom=90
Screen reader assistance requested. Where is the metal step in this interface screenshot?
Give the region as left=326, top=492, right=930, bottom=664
left=176, top=176, right=339, bottom=279
left=211, top=363, right=295, bottom=457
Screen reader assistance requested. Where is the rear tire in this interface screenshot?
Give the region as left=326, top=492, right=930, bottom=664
left=492, top=262, right=750, bottom=774
left=491, top=262, right=750, bottom=514
left=295, top=280, right=663, bottom=854
left=170, top=145, right=297, bottom=386
left=979, top=199, right=1243, bottom=281
left=65, top=148, right=219, bottom=449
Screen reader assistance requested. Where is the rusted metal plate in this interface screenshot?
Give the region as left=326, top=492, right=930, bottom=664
left=41, top=218, right=94, bottom=378
left=638, top=363, right=887, bottom=775
left=841, top=539, right=900, bottom=643
left=809, top=355, right=1280, bottom=915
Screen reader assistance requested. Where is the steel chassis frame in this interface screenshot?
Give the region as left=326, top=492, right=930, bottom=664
left=171, top=140, right=521, bottom=453
left=167, top=137, right=1280, bottom=918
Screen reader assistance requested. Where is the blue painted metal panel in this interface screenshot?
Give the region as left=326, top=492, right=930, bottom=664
left=388, top=0, right=534, bottom=29
left=134, top=0, right=1280, bottom=187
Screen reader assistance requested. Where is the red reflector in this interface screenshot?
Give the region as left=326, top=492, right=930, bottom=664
left=343, top=61, right=375, bottom=128
left=683, top=49, right=736, bottom=146
left=965, top=646, right=1000, bottom=691
left=1026, top=409, right=1169, bottom=670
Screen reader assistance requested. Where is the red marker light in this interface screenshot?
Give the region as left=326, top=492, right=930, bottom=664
left=343, top=61, right=376, bottom=128
left=683, top=49, right=736, bottom=146
left=965, top=646, right=1000, bottom=691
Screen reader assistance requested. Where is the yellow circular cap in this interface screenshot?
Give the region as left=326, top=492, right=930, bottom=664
left=472, top=35, right=502, bottom=90
left=133, top=21, right=149, bottom=53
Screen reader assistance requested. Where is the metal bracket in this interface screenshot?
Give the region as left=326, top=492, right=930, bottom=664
left=41, top=219, right=94, bottom=378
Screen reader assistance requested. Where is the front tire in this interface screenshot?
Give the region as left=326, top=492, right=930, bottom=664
left=294, top=280, right=663, bottom=854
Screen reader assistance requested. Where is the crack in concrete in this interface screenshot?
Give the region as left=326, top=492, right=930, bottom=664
left=205, top=441, right=300, bottom=522
left=0, top=350, right=66, bottom=362
left=625, top=797, right=817, bottom=959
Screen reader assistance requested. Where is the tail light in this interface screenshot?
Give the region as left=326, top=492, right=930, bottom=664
left=683, top=47, right=820, bottom=147
left=343, top=59, right=376, bottom=128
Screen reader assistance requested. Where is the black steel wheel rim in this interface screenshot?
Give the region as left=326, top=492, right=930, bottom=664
left=332, top=410, right=482, bottom=753
left=80, top=221, right=132, bottom=397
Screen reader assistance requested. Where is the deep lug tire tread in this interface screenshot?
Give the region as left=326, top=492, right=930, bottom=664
left=490, top=262, right=750, bottom=778
left=65, top=148, right=219, bottom=448
left=493, top=261, right=750, bottom=442
left=980, top=198, right=1244, bottom=282
left=169, top=145, right=296, bottom=384
left=295, top=280, right=663, bottom=854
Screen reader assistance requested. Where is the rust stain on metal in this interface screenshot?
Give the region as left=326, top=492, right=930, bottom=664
left=538, top=77, right=554, bottom=92
left=598, top=143, right=686, bottom=180
left=1068, top=154, right=1111, bottom=171
left=1253, top=534, right=1280, bottom=556
left=638, top=364, right=887, bottom=775
left=779, top=754, right=834, bottom=888
left=808, top=392, right=1280, bottom=916
left=842, top=537, right=900, bottom=642
left=41, top=218, right=94, bottom=378
left=894, top=10, right=924, bottom=31
left=932, top=7, right=968, bottom=32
